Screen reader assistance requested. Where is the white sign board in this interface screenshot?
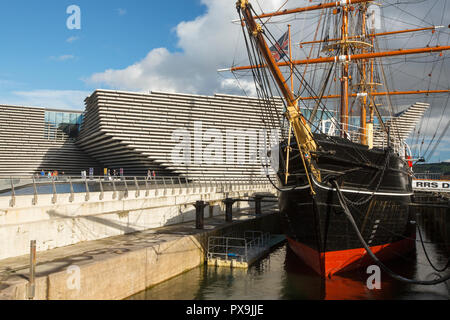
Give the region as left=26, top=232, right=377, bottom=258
left=413, top=180, right=450, bottom=193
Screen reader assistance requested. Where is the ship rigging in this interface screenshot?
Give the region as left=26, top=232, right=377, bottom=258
left=220, top=0, right=450, bottom=279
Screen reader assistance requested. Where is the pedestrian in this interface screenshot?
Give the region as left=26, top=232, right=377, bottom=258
left=147, top=169, right=151, bottom=179
left=40, top=169, right=45, bottom=178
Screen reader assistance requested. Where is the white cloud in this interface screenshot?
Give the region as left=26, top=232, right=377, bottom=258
left=66, top=36, right=79, bottom=43
left=220, top=78, right=257, bottom=97
left=50, top=55, right=75, bottom=62
left=7, top=90, right=90, bottom=110
left=117, top=8, right=127, bottom=16
left=87, top=0, right=291, bottom=95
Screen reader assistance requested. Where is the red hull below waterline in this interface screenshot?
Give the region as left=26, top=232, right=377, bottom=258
left=287, top=236, right=416, bottom=278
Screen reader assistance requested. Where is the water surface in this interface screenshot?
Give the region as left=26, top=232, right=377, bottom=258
left=128, top=213, right=450, bottom=300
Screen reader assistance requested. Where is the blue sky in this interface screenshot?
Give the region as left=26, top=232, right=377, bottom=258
left=0, top=0, right=207, bottom=109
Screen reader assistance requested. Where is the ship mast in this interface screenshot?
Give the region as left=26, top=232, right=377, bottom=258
left=227, top=0, right=450, bottom=151
left=340, top=3, right=350, bottom=138
left=236, top=0, right=320, bottom=184
left=288, top=24, right=294, bottom=94
left=360, top=4, right=369, bottom=146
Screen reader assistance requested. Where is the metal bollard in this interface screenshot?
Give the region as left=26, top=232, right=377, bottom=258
left=223, top=198, right=236, bottom=223
left=32, top=177, right=38, bottom=206
left=124, top=178, right=129, bottom=199
left=145, top=177, right=150, bottom=197
left=134, top=177, right=140, bottom=198
left=99, top=178, right=104, bottom=201
left=84, top=178, right=90, bottom=202
left=28, top=240, right=36, bottom=300
left=193, top=201, right=207, bottom=229
left=9, top=177, right=16, bottom=208
left=112, top=178, right=117, bottom=200
left=51, top=176, right=57, bottom=204
left=69, top=177, right=75, bottom=203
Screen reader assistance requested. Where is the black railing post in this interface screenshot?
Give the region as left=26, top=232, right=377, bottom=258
left=194, top=200, right=207, bottom=229
left=254, top=195, right=263, bottom=216
left=223, top=198, right=236, bottom=223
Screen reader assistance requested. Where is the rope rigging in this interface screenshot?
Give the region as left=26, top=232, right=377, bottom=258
left=234, top=0, right=449, bottom=285
left=332, top=179, right=450, bottom=285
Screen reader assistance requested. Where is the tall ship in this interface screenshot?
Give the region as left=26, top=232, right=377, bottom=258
left=223, top=0, right=450, bottom=277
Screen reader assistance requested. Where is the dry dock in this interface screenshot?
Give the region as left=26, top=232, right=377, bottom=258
left=0, top=208, right=281, bottom=300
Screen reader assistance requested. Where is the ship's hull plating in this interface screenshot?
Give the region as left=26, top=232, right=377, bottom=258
left=278, top=134, right=416, bottom=277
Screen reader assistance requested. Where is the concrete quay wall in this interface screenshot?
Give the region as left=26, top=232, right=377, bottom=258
left=0, top=212, right=281, bottom=300
left=0, top=183, right=276, bottom=261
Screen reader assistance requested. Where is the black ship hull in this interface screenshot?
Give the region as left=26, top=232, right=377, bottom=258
left=278, top=134, right=416, bottom=277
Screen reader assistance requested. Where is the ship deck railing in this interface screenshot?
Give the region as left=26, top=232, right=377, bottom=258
left=320, top=119, right=408, bottom=155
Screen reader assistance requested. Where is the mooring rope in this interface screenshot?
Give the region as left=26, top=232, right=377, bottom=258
left=417, top=223, right=450, bottom=273
left=331, top=179, right=450, bottom=285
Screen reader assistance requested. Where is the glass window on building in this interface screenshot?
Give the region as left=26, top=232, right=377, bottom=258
left=44, top=110, right=83, bottom=140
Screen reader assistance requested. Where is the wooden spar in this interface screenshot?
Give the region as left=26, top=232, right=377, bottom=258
left=360, top=4, right=368, bottom=145
left=298, top=90, right=450, bottom=100
left=255, top=0, right=373, bottom=20
left=299, top=26, right=444, bottom=46
left=369, top=23, right=376, bottom=125
left=340, top=5, right=350, bottom=137
left=288, top=24, right=293, bottom=93
left=237, top=0, right=320, bottom=183
left=227, top=45, right=450, bottom=71
left=239, top=6, right=295, bottom=105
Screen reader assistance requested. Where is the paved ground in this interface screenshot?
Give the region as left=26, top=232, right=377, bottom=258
left=0, top=207, right=277, bottom=296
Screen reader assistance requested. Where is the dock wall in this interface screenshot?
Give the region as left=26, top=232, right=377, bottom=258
left=0, top=183, right=276, bottom=261
left=0, top=212, right=281, bottom=300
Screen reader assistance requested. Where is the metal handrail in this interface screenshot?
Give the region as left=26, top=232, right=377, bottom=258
left=0, top=175, right=274, bottom=206
left=207, top=231, right=272, bottom=264
left=320, top=119, right=409, bottom=155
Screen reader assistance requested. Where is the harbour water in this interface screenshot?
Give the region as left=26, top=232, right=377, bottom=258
left=128, top=210, right=449, bottom=300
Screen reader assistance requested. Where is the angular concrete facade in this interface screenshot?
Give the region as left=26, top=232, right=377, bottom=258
left=76, top=90, right=284, bottom=179
left=0, top=91, right=428, bottom=179
left=0, top=105, right=101, bottom=176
